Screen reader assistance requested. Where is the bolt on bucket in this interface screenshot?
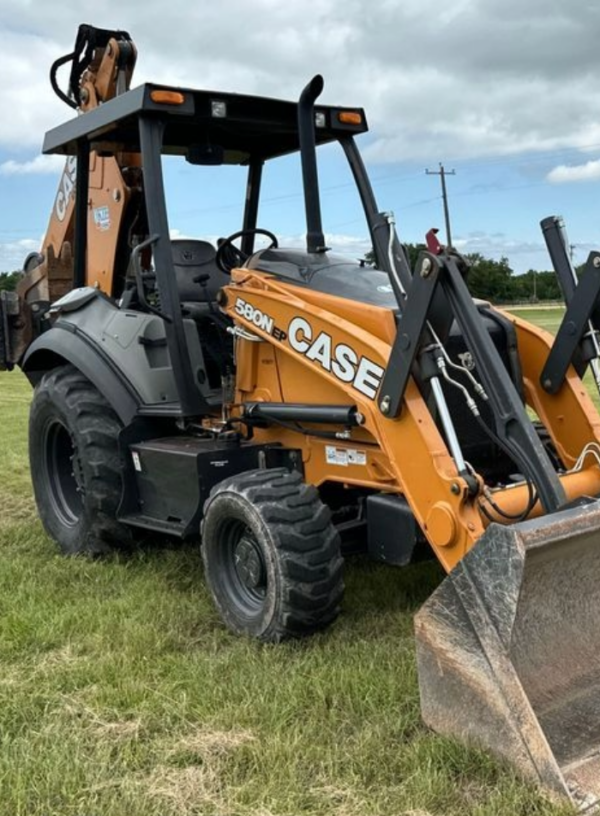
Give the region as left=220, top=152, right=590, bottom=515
left=415, top=501, right=600, bottom=810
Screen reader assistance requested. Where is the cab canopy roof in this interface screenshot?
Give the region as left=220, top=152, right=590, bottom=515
left=43, top=82, right=368, bottom=165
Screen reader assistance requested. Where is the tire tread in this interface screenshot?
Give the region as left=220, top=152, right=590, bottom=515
left=30, top=364, right=131, bottom=555
left=202, top=468, right=343, bottom=642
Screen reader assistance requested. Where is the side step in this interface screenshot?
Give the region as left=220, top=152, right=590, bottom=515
left=118, top=512, right=187, bottom=537
left=118, top=435, right=301, bottom=538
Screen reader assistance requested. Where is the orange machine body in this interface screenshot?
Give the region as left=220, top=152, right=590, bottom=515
left=222, top=269, right=600, bottom=572
left=17, top=35, right=140, bottom=315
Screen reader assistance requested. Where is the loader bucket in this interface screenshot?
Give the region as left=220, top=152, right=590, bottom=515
left=415, top=501, right=600, bottom=809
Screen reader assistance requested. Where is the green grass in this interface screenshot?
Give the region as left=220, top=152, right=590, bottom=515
left=507, top=305, right=600, bottom=410
left=504, top=304, right=566, bottom=336
left=0, top=310, right=577, bottom=816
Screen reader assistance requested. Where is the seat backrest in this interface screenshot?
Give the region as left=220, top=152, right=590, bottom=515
left=171, top=240, right=223, bottom=302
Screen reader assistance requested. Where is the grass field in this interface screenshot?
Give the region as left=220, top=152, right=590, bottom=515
left=0, top=308, right=577, bottom=816
left=505, top=306, right=566, bottom=337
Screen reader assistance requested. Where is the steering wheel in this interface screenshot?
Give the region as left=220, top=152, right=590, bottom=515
left=216, top=228, right=279, bottom=273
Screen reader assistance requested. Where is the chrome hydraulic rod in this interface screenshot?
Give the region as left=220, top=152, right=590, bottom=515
left=430, top=375, right=468, bottom=475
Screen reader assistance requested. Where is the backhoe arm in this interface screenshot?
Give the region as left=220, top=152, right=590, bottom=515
left=0, top=25, right=139, bottom=369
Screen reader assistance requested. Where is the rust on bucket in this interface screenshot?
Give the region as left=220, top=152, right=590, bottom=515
left=415, top=501, right=600, bottom=809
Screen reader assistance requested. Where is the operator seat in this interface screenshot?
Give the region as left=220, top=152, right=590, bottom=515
left=171, top=239, right=223, bottom=319
left=171, top=238, right=232, bottom=394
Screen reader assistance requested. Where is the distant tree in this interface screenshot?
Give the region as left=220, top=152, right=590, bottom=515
left=0, top=271, right=22, bottom=292
left=465, top=254, right=514, bottom=302
left=363, top=248, right=376, bottom=266
left=363, top=243, right=426, bottom=271
left=534, top=271, right=562, bottom=301
left=363, top=246, right=563, bottom=303
left=511, top=269, right=535, bottom=301
left=403, top=243, right=427, bottom=271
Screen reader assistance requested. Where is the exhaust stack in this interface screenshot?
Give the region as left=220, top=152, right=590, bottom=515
left=298, top=75, right=326, bottom=254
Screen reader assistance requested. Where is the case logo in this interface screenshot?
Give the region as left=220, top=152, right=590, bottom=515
left=54, top=156, right=77, bottom=222
left=288, top=317, right=383, bottom=400
left=233, top=298, right=384, bottom=400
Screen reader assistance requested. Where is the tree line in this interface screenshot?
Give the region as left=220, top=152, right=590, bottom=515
left=366, top=244, right=570, bottom=303
left=461, top=253, right=562, bottom=303
left=0, top=271, right=23, bottom=292
left=0, top=246, right=575, bottom=303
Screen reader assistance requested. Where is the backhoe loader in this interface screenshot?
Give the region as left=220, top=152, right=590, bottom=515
left=4, top=23, right=600, bottom=808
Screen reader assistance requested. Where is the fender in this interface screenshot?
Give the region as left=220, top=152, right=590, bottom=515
left=22, top=323, right=140, bottom=424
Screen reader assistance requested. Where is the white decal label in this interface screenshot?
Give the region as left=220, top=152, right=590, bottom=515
left=326, top=446, right=348, bottom=466
left=325, top=447, right=367, bottom=467
left=54, top=156, right=77, bottom=222
left=288, top=316, right=384, bottom=400
left=93, top=205, right=111, bottom=231
left=347, top=449, right=367, bottom=465
left=132, top=451, right=142, bottom=472
left=235, top=297, right=274, bottom=334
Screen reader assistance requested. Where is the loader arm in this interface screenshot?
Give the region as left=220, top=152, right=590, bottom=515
left=1, top=25, right=139, bottom=369
left=223, top=259, right=600, bottom=805
left=222, top=268, right=600, bottom=571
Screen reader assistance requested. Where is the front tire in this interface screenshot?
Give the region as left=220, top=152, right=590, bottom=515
left=29, top=364, right=132, bottom=556
left=201, top=468, right=343, bottom=642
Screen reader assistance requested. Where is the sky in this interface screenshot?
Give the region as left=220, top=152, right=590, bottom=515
left=2, top=0, right=600, bottom=279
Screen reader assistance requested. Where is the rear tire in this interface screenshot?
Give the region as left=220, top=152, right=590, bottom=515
left=29, top=364, right=132, bottom=556
left=201, top=468, right=343, bottom=642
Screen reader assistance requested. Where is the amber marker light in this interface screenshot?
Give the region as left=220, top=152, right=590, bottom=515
left=150, top=90, right=185, bottom=105
left=338, top=111, right=362, bottom=125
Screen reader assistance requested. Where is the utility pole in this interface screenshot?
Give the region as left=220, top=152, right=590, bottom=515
left=426, top=163, right=456, bottom=248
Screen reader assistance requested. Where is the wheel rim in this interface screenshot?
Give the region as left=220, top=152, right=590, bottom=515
left=221, top=519, right=268, bottom=617
left=43, top=419, right=84, bottom=527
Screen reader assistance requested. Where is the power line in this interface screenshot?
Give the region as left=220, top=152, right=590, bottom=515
left=437, top=139, right=600, bottom=172
left=162, top=136, right=600, bottom=224
left=171, top=167, right=424, bottom=220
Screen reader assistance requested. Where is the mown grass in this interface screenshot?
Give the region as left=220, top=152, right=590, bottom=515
left=505, top=305, right=565, bottom=337
left=0, top=309, right=577, bottom=815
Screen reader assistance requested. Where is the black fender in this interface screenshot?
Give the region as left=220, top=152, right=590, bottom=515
left=22, top=324, right=140, bottom=424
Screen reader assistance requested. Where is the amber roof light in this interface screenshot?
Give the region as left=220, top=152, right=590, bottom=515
left=338, top=111, right=362, bottom=125
left=150, top=90, right=185, bottom=105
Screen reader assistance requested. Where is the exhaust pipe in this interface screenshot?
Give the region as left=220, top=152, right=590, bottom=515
left=415, top=501, right=600, bottom=810
left=298, top=75, right=326, bottom=254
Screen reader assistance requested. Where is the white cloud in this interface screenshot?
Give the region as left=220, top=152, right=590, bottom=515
left=274, top=232, right=370, bottom=257
left=0, top=238, right=40, bottom=272
left=0, top=155, right=65, bottom=176
left=453, top=232, right=549, bottom=274
left=547, top=159, right=600, bottom=184
left=0, top=31, right=67, bottom=149
left=2, top=1, right=600, bottom=161
left=169, top=228, right=201, bottom=242
left=324, top=233, right=371, bottom=257
left=169, top=229, right=370, bottom=258
left=454, top=232, right=545, bottom=258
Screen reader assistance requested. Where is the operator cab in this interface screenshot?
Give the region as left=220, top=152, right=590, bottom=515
left=42, top=78, right=382, bottom=419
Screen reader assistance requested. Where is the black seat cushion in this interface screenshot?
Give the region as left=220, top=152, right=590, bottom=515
left=171, top=239, right=223, bottom=305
